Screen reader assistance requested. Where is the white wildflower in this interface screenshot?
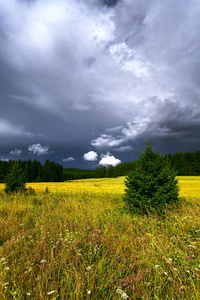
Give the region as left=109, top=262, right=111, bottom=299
left=86, top=266, right=92, bottom=271
left=47, top=290, right=56, bottom=295
left=121, top=292, right=129, bottom=299
left=168, top=277, right=172, bottom=281
left=155, top=265, right=160, bottom=269
left=26, top=292, right=31, bottom=296
left=3, top=283, right=9, bottom=287
left=40, top=260, right=46, bottom=263
left=163, top=272, right=168, bottom=275
left=116, top=288, right=123, bottom=294
left=0, top=258, right=6, bottom=262
left=4, top=267, right=10, bottom=271
left=87, top=290, right=91, bottom=294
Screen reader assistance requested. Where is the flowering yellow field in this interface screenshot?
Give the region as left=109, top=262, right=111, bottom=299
left=177, top=176, right=200, bottom=198
left=1, top=176, right=200, bottom=299
left=0, top=176, right=200, bottom=198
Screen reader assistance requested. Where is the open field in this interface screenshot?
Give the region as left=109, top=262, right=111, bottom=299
left=0, top=177, right=200, bottom=299
left=0, top=176, right=200, bottom=197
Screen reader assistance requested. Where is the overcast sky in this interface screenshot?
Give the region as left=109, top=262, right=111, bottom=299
left=1, top=0, right=200, bottom=168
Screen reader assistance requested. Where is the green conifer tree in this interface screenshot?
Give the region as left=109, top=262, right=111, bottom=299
left=4, top=161, right=26, bottom=193
left=124, top=141, right=180, bottom=214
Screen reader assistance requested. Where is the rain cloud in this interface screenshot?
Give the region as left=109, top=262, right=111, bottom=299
left=1, top=0, right=200, bottom=167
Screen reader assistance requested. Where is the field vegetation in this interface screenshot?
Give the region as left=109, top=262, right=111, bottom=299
left=0, top=177, right=200, bottom=299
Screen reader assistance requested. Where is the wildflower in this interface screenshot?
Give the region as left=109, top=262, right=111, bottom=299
left=26, top=292, right=31, bottom=296
left=86, top=266, right=92, bottom=271
left=47, top=290, right=56, bottom=295
left=87, top=290, right=91, bottom=294
left=40, top=260, right=46, bottom=263
left=155, top=265, right=160, bottom=269
left=173, top=268, right=178, bottom=271
left=168, top=258, right=172, bottom=262
left=0, top=258, right=6, bottom=262
left=4, top=267, right=10, bottom=271
left=121, top=292, right=129, bottom=299
left=116, top=288, right=123, bottom=294
left=3, top=283, right=9, bottom=287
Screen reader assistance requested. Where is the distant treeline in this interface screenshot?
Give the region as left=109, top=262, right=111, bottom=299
left=63, top=161, right=137, bottom=181
left=165, top=150, right=200, bottom=176
left=0, top=150, right=200, bottom=183
left=63, top=150, right=200, bottom=180
left=0, top=159, right=63, bottom=183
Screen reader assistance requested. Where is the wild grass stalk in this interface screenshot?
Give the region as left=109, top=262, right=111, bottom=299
left=0, top=189, right=200, bottom=299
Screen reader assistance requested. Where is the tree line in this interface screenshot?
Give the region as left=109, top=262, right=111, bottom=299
left=63, top=161, right=137, bottom=181
left=1, top=149, right=200, bottom=183
left=165, top=150, right=200, bottom=176
left=0, top=159, right=63, bottom=183
left=63, top=150, right=200, bottom=180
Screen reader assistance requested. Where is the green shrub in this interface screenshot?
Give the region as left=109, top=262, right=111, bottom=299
left=4, top=161, right=26, bottom=193
left=124, top=141, right=180, bottom=214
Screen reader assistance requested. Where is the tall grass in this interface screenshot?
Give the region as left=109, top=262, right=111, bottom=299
left=0, top=179, right=200, bottom=299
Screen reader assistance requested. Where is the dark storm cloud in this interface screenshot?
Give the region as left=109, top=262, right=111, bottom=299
left=102, top=0, right=118, bottom=7
left=0, top=0, right=200, bottom=167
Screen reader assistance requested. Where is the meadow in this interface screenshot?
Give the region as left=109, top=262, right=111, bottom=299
left=0, top=177, right=200, bottom=299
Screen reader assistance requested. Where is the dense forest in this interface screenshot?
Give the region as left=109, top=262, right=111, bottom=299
left=0, top=150, right=200, bottom=183
left=0, top=159, right=63, bottom=183
left=62, top=161, right=137, bottom=181
left=165, top=150, right=200, bottom=176
left=62, top=150, right=200, bottom=180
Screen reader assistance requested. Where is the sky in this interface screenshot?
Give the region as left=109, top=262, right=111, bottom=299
left=0, top=0, right=200, bottom=169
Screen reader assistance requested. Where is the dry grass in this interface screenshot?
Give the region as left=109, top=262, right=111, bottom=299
left=0, top=176, right=200, bottom=299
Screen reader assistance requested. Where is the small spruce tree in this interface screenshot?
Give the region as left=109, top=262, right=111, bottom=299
left=4, top=161, right=26, bottom=193
left=124, top=141, right=179, bottom=214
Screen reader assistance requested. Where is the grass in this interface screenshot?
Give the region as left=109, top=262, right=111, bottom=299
left=0, top=177, right=200, bottom=299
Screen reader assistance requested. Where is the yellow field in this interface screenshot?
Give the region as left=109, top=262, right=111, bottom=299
left=1, top=176, right=200, bottom=299
left=0, top=176, right=200, bottom=198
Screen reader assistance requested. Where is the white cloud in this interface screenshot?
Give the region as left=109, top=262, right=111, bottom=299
left=99, top=153, right=121, bottom=166
left=28, top=143, right=50, bottom=156
left=83, top=151, right=98, bottom=161
left=62, top=157, right=75, bottom=163
left=10, top=148, right=22, bottom=156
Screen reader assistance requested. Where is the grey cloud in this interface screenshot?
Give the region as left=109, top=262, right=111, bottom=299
left=28, top=143, right=51, bottom=156
left=0, top=0, right=200, bottom=167
left=10, top=148, right=22, bottom=156
left=62, top=157, right=75, bottom=163
left=114, top=146, right=133, bottom=152
left=91, top=98, right=200, bottom=155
